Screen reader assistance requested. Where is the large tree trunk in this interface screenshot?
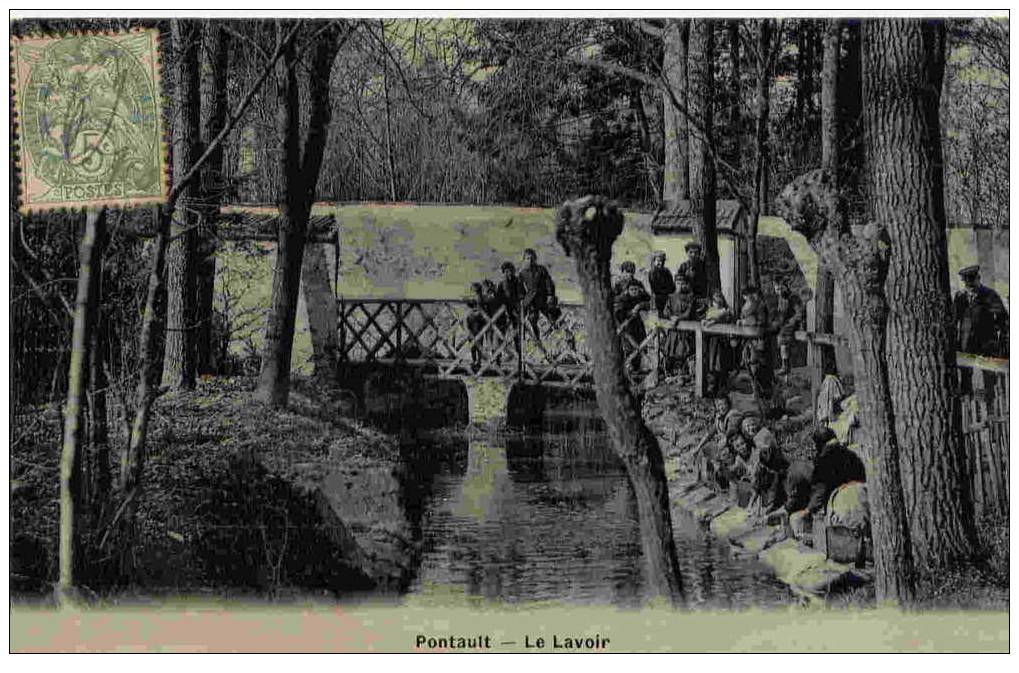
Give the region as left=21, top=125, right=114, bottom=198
left=58, top=208, right=107, bottom=604
left=196, top=21, right=230, bottom=375
left=777, top=171, right=917, bottom=606
left=255, top=23, right=340, bottom=407
left=794, top=20, right=819, bottom=167
left=302, top=242, right=339, bottom=379
left=257, top=213, right=308, bottom=405
left=662, top=19, right=690, bottom=203
left=688, top=19, right=721, bottom=291
left=841, top=273, right=917, bottom=603
left=746, top=19, right=774, bottom=287
left=555, top=196, right=684, bottom=607
left=163, top=19, right=202, bottom=390
left=863, top=19, right=979, bottom=570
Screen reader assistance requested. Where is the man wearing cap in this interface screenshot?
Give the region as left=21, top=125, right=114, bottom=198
left=677, top=241, right=709, bottom=300
left=954, top=265, right=1007, bottom=358
left=648, top=251, right=676, bottom=314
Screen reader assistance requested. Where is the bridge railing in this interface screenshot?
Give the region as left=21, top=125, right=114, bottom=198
left=336, top=297, right=666, bottom=386
left=337, top=298, right=595, bottom=384
left=336, top=297, right=865, bottom=394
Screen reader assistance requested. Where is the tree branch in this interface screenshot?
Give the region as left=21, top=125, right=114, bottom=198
left=169, top=20, right=303, bottom=205
left=560, top=50, right=747, bottom=201
left=11, top=256, right=74, bottom=318
left=635, top=19, right=664, bottom=38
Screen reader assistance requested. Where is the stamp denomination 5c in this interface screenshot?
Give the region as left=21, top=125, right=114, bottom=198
left=11, top=29, right=167, bottom=212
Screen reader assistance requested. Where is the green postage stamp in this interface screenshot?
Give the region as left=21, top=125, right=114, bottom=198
left=11, top=29, right=167, bottom=212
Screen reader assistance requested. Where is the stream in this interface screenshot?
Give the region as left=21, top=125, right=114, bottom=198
left=403, top=406, right=792, bottom=609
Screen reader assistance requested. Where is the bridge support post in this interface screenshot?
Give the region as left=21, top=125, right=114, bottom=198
left=338, top=298, right=346, bottom=364
left=464, top=378, right=512, bottom=426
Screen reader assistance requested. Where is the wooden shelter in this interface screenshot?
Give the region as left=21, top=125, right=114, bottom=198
left=635, top=199, right=750, bottom=307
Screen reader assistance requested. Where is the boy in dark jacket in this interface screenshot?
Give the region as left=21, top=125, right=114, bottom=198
left=519, top=248, right=559, bottom=345
left=648, top=251, right=676, bottom=314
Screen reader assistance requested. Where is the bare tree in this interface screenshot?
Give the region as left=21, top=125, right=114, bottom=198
left=745, top=19, right=779, bottom=286
left=112, top=22, right=301, bottom=570
left=57, top=208, right=107, bottom=605
left=254, top=21, right=345, bottom=407
left=814, top=20, right=842, bottom=375
left=196, top=21, right=231, bottom=374
left=688, top=19, right=721, bottom=292
left=163, top=20, right=203, bottom=390
left=662, top=19, right=690, bottom=203
left=556, top=195, right=684, bottom=607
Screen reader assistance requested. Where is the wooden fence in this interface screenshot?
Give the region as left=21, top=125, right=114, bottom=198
left=957, top=357, right=1009, bottom=518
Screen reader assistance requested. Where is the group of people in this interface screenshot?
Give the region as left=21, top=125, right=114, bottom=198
left=688, top=394, right=868, bottom=546
left=466, top=248, right=561, bottom=369
left=614, top=241, right=806, bottom=399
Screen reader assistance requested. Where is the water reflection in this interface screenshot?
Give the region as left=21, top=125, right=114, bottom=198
left=407, top=421, right=791, bottom=609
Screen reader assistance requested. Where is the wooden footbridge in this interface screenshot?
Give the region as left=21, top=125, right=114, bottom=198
left=338, top=296, right=1009, bottom=518
left=338, top=297, right=762, bottom=390
left=339, top=298, right=600, bottom=387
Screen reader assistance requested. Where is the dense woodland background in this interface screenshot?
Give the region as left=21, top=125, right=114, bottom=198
left=12, top=17, right=1008, bottom=399
left=9, top=17, right=1009, bottom=608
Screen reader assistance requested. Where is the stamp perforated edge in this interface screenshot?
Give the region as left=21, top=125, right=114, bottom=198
left=10, top=26, right=170, bottom=214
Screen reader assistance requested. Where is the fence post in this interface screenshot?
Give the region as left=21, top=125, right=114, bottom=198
left=806, top=333, right=819, bottom=427
left=695, top=325, right=705, bottom=398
